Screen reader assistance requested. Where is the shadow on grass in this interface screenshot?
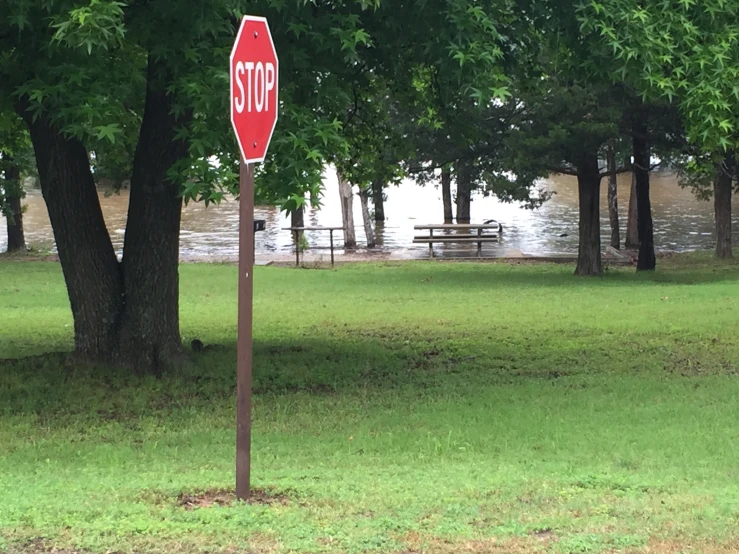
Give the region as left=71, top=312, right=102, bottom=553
left=4, top=323, right=735, bottom=422
left=0, top=338, right=458, bottom=417
left=0, top=331, right=582, bottom=417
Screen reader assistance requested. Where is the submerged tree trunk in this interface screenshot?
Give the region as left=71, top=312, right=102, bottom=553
left=19, top=106, right=123, bottom=360
left=3, top=162, right=26, bottom=252
left=113, top=58, right=192, bottom=373
left=441, top=166, right=453, bottom=223
left=575, top=153, right=603, bottom=277
left=371, top=178, right=385, bottom=222
left=607, top=142, right=620, bottom=249
left=359, top=188, right=376, bottom=248
left=455, top=161, right=472, bottom=224
left=632, top=116, right=656, bottom=271
left=714, top=154, right=734, bottom=259
left=625, top=174, right=639, bottom=249
left=338, top=172, right=356, bottom=248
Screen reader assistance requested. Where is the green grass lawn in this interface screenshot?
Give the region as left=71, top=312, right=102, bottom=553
left=2, top=255, right=739, bottom=553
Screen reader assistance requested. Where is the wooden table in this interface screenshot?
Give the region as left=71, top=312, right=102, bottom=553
left=282, top=226, right=345, bottom=266
left=413, top=223, right=503, bottom=258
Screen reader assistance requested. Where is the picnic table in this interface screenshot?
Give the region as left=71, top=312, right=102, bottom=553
left=282, top=226, right=345, bottom=266
left=413, top=222, right=503, bottom=258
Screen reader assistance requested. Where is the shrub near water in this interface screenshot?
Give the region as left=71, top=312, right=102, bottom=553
left=1, top=257, right=739, bottom=553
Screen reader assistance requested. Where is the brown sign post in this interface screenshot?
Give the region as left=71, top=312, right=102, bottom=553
left=229, top=15, right=279, bottom=501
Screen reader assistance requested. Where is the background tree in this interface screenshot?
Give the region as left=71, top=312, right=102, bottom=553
left=498, top=33, right=630, bottom=276
left=678, top=150, right=737, bottom=259
left=0, top=112, right=35, bottom=253
left=606, top=140, right=620, bottom=249
left=579, top=0, right=739, bottom=261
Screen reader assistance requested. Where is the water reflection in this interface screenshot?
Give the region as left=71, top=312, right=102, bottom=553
left=2, top=170, right=736, bottom=258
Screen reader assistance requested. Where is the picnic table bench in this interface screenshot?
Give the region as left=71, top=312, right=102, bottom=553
left=413, top=222, right=503, bottom=258
left=282, top=226, right=345, bottom=267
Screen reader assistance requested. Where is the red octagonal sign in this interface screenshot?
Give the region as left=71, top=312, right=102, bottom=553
left=230, top=16, right=279, bottom=164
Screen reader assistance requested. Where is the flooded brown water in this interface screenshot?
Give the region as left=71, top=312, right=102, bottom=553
left=2, top=170, right=736, bottom=258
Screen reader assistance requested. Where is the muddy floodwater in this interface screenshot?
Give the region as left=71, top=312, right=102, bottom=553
left=2, top=170, right=737, bottom=259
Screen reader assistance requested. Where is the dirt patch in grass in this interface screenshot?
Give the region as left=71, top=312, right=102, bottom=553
left=405, top=537, right=551, bottom=553
left=177, top=487, right=289, bottom=509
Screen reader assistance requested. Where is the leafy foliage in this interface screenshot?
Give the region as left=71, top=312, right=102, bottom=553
left=578, top=0, right=739, bottom=153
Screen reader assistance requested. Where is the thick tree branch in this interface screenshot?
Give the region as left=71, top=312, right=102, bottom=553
left=547, top=165, right=578, bottom=176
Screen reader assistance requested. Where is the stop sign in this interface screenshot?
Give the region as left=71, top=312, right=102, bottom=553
left=230, top=16, right=279, bottom=164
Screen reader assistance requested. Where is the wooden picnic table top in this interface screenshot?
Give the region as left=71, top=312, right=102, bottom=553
left=414, top=223, right=502, bottom=230
left=282, top=226, right=345, bottom=231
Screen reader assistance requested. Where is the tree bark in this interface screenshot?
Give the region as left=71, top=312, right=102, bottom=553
left=371, top=178, right=385, bottom=222
left=714, top=154, right=733, bottom=259
left=455, top=161, right=472, bottom=224
left=625, top=174, right=639, bottom=249
left=359, top=188, right=376, bottom=248
left=3, top=162, right=26, bottom=252
left=113, top=57, right=192, bottom=373
left=607, top=142, right=620, bottom=249
left=575, top=152, right=603, bottom=277
left=19, top=105, right=123, bottom=360
left=441, top=166, right=453, bottom=223
left=338, top=172, right=356, bottom=248
left=290, top=204, right=305, bottom=245
left=632, top=116, right=656, bottom=271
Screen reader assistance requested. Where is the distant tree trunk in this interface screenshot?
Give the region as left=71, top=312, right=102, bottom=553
left=607, top=142, right=620, bottom=249
left=291, top=204, right=305, bottom=245
left=625, top=174, right=639, bottom=249
left=714, top=154, right=733, bottom=259
left=441, top=166, right=453, bottom=223
left=359, top=188, right=376, bottom=248
left=337, top=172, right=356, bottom=248
left=632, top=115, right=656, bottom=271
left=575, top=152, right=603, bottom=277
left=113, top=57, right=192, bottom=372
left=371, top=178, right=385, bottom=222
left=3, top=162, right=26, bottom=252
left=455, top=161, right=472, bottom=224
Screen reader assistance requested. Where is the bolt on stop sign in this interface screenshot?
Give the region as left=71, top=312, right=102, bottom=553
left=230, top=16, right=279, bottom=164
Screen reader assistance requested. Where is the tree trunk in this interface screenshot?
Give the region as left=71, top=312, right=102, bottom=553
left=113, top=57, right=191, bottom=373
left=291, top=204, right=305, bottom=245
left=3, top=162, right=26, bottom=252
left=625, top=174, right=639, bottom=248
left=338, top=172, right=356, bottom=248
left=455, top=161, right=472, bottom=224
left=714, top=154, right=733, bottom=259
left=19, top=105, right=123, bottom=360
left=371, top=178, right=385, bottom=222
left=359, top=188, right=376, bottom=248
left=17, top=58, right=192, bottom=374
left=632, top=116, right=656, bottom=271
left=607, top=142, right=620, bottom=249
left=575, top=152, right=603, bottom=277
left=441, top=166, right=453, bottom=223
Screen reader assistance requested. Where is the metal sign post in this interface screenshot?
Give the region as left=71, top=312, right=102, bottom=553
left=230, top=15, right=279, bottom=501
left=236, top=160, right=254, bottom=501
